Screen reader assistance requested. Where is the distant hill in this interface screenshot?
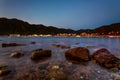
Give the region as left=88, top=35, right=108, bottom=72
left=77, top=23, right=120, bottom=35
left=0, top=17, right=120, bottom=35
left=93, top=23, right=120, bottom=35
left=0, top=18, right=75, bottom=35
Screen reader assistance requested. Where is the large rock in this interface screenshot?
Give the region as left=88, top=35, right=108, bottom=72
left=92, top=48, right=120, bottom=68
left=65, top=47, right=90, bottom=61
left=2, top=43, right=25, bottom=47
left=10, top=52, right=24, bottom=58
left=30, top=49, right=51, bottom=61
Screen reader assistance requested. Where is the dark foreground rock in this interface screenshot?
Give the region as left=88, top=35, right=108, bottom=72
left=30, top=49, right=51, bottom=61
left=10, top=52, right=24, bottom=58
left=2, top=43, right=25, bottom=47
left=92, top=48, right=120, bottom=68
left=0, top=70, right=11, bottom=76
left=65, top=47, right=90, bottom=62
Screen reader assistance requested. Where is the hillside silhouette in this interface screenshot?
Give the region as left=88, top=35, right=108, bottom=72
left=0, top=18, right=120, bottom=35
left=0, top=18, right=75, bottom=35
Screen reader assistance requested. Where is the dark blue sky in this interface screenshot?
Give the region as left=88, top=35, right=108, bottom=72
left=0, top=0, right=120, bottom=30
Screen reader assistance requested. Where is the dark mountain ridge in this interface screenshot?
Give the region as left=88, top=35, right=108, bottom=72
left=0, top=18, right=75, bottom=35
left=0, top=17, right=120, bottom=35
left=0, top=18, right=74, bottom=35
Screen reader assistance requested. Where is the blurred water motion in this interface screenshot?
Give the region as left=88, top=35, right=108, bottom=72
left=0, top=36, right=120, bottom=80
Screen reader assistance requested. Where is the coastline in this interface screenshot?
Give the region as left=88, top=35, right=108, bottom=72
left=0, top=34, right=120, bottom=38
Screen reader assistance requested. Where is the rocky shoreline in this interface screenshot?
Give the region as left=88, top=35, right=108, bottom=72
left=0, top=42, right=120, bottom=80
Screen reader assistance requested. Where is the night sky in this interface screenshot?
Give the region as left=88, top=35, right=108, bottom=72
left=0, top=0, right=120, bottom=30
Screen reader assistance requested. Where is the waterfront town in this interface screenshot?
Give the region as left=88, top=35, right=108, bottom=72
left=9, top=32, right=120, bottom=38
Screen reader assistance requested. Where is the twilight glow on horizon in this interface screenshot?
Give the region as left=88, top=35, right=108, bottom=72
left=0, top=0, right=120, bottom=30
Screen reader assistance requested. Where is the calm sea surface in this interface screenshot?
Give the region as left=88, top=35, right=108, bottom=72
left=0, top=36, right=120, bottom=80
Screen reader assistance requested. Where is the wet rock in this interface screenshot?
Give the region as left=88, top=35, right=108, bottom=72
left=65, top=47, right=90, bottom=62
left=0, top=64, right=8, bottom=69
left=2, top=43, right=25, bottom=47
left=32, top=49, right=43, bottom=52
left=30, top=49, right=51, bottom=61
left=0, top=70, right=11, bottom=76
left=10, top=52, right=24, bottom=58
left=75, top=42, right=79, bottom=45
left=52, top=44, right=70, bottom=49
left=52, top=44, right=60, bottom=47
left=66, top=57, right=88, bottom=65
left=30, top=41, right=36, bottom=44
left=86, top=46, right=96, bottom=49
left=92, top=48, right=120, bottom=68
left=60, top=45, right=70, bottom=49
left=51, top=77, right=55, bottom=80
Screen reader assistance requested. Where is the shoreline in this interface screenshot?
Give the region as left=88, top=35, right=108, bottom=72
left=0, top=35, right=120, bottom=38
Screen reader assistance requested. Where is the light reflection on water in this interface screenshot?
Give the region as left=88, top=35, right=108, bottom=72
left=0, top=36, right=120, bottom=80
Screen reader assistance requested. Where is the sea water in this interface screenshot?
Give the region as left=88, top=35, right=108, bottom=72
left=0, top=36, right=120, bottom=80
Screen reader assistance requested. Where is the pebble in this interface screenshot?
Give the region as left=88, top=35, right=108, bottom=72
left=52, top=65, right=60, bottom=70
left=97, top=70, right=101, bottom=73
left=68, top=62, right=72, bottom=65
left=80, top=76, right=84, bottom=79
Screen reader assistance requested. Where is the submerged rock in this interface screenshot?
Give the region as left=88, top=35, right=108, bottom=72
left=75, top=42, right=79, bottom=45
left=2, top=43, right=25, bottom=47
left=10, top=52, right=24, bottom=58
left=32, top=49, right=43, bottom=52
left=0, top=70, right=11, bottom=76
left=65, top=47, right=90, bottom=62
left=30, top=41, right=36, bottom=44
left=52, top=44, right=70, bottom=49
left=92, top=48, right=120, bottom=68
left=60, top=45, right=70, bottom=49
left=86, top=46, right=96, bottom=49
left=30, top=49, right=51, bottom=61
